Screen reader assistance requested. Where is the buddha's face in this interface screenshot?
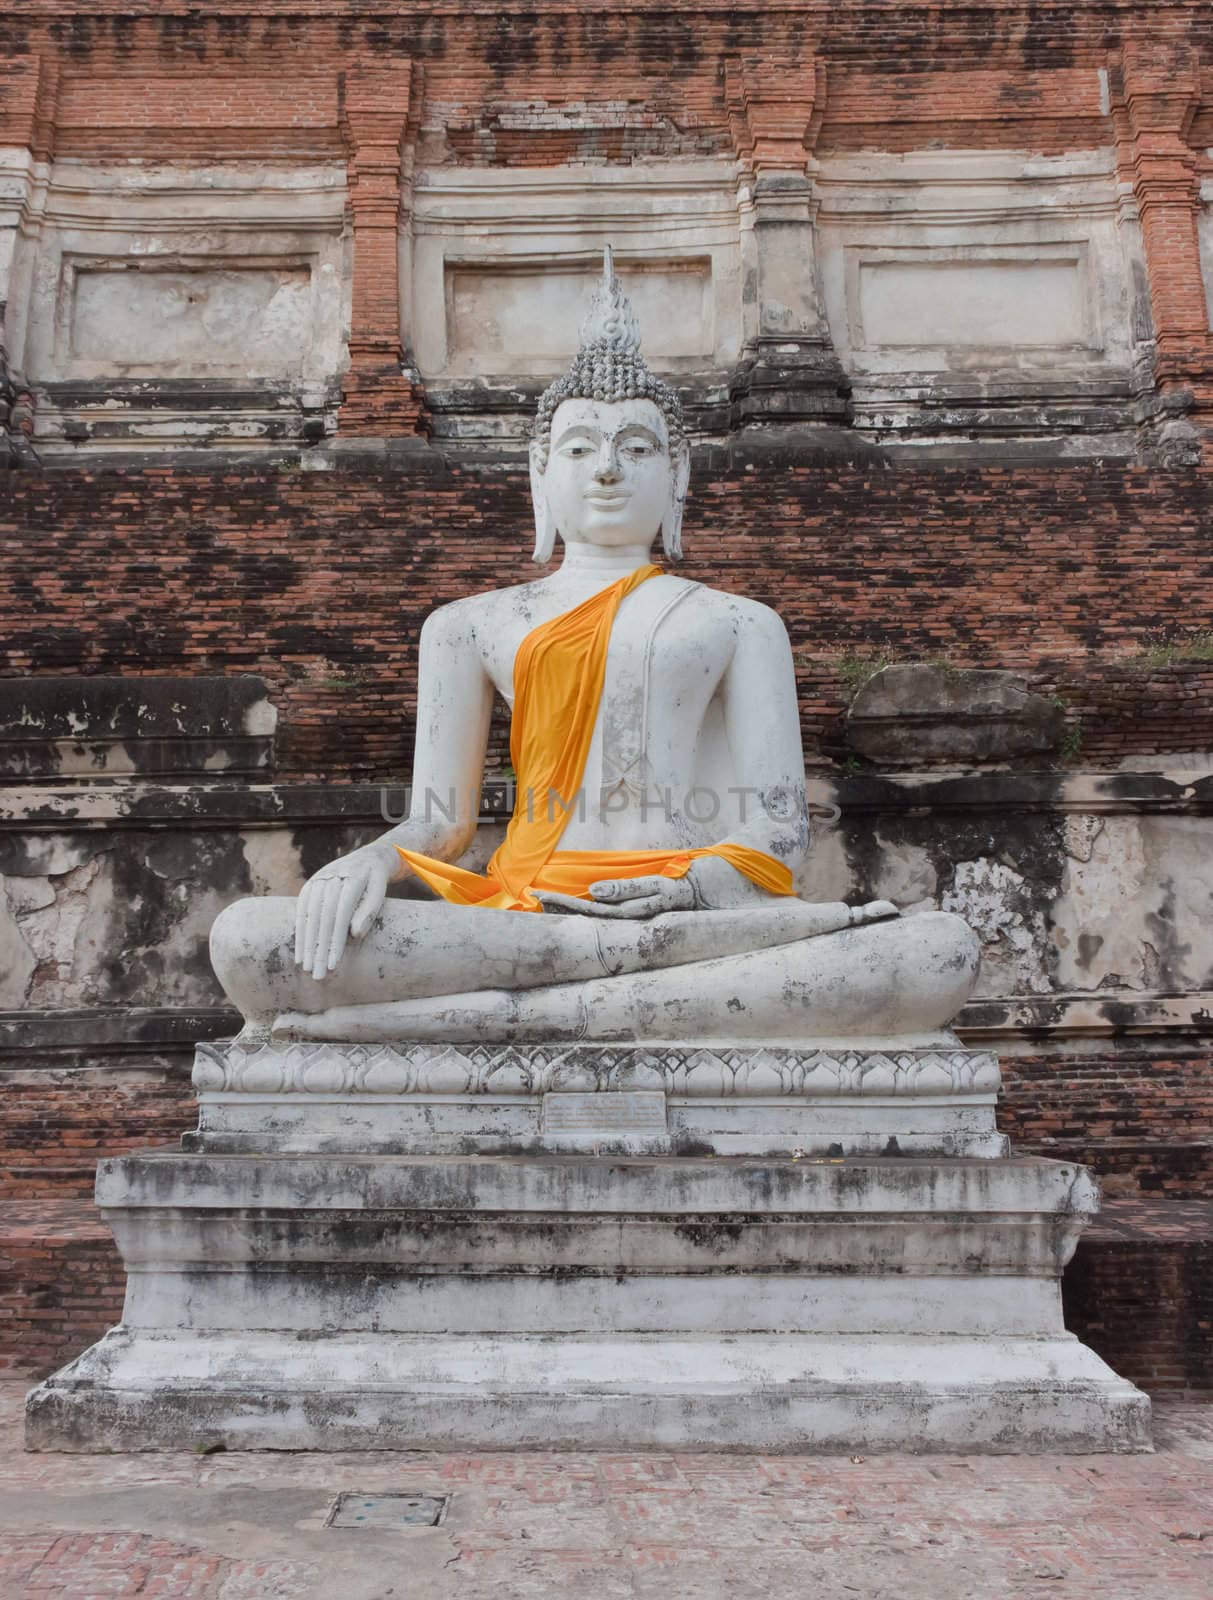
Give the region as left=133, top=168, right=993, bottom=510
left=540, top=397, right=675, bottom=549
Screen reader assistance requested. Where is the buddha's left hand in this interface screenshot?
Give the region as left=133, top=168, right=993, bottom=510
left=537, top=871, right=901, bottom=924
left=538, top=852, right=789, bottom=917
left=536, top=874, right=699, bottom=919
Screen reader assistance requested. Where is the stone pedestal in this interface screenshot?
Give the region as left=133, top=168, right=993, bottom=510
left=186, top=1038, right=1009, bottom=1158
left=26, top=1040, right=1150, bottom=1455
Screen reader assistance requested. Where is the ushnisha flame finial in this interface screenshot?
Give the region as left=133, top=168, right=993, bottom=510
left=577, top=245, right=642, bottom=354
left=531, top=244, right=686, bottom=470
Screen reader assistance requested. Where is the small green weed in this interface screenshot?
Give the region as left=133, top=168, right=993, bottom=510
left=319, top=670, right=369, bottom=691
left=1134, top=631, right=1213, bottom=669
left=833, top=653, right=894, bottom=691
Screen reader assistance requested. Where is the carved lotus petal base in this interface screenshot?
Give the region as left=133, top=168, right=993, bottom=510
left=189, top=1037, right=1007, bottom=1158
left=196, top=1037, right=1002, bottom=1099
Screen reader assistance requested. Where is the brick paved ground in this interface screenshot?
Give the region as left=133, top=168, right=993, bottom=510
left=0, top=1382, right=1211, bottom=1599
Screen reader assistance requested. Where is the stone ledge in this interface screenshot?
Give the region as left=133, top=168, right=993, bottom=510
left=26, top=1330, right=1151, bottom=1455
left=961, top=991, right=1213, bottom=1047
left=3, top=769, right=1211, bottom=830
left=0, top=676, right=276, bottom=781
left=95, top=1151, right=1089, bottom=1216
left=7, top=1197, right=1204, bottom=1395
left=0, top=1007, right=232, bottom=1056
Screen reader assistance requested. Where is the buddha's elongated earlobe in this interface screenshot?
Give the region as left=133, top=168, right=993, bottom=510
left=661, top=440, right=691, bottom=563
left=661, top=499, right=683, bottom=563
left=529, top=443, right=556, bottom=564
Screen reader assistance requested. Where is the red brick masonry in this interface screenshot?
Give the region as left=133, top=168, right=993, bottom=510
left=999, top=1053, right=1213, bottom=1198
left=0, top=1074, right=197, bottom=1200
left=0, top=1200, right=123, bottom=1379
left=5, top=466, right=1213, bottom=778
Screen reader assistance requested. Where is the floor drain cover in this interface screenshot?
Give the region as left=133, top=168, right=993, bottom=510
left=327, top=1492, right=448, bottom=1528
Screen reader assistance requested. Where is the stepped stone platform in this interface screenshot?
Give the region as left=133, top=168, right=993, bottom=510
left=1, top=1030, right=1194, bottom=1451
left=24, top=1145, right=1149, bottom=1453
left=4, top=1196, right=1209, bottom=1398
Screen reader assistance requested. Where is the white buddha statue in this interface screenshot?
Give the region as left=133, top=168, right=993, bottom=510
left=211, top=251, right=978, bottom=1046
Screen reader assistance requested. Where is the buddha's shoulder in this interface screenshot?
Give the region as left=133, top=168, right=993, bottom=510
left=421, top=576, right=786, bottom=638
left=420, top=579, right=550, bottom=641
left=422, top=583, right=534, bottom=624
left=671, top=579, right=789, bottom=635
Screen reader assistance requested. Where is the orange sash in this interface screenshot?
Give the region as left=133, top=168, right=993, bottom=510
left=398, top=566, right=794, bottom=911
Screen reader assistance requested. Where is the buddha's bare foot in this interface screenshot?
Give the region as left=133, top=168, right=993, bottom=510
left=274, top=1010, right=339, bottom=1040
left=234, top=1022, right=275, bottom=1045
left=852, top=900, right=899, bottom=924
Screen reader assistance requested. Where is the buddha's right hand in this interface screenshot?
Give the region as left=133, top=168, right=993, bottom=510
left=294, top=842, right=399, bottom=980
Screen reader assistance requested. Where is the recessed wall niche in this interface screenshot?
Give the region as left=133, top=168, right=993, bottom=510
left=814, top=148, right=1153, bottom=456
left=9, top=159, right=348, bottom=459
left=63, top=259, right=315, bottom=379
left=441, top=257, right=714, bottom=376
left=409, top=162, right=743, bottom=444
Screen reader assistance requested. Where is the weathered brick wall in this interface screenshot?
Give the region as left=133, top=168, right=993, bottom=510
left=3, top=4, right=1213, bottom=459
left=0, top=1202, right=126, bottom=1377
left=4, top=464, right=1212, bottom=778
left=3, top=6, right=1210, bottom=85
left=4, top=2, right=1176, bottom=197
left=1063, top=1201, right=1213, bottom=1396
left=1000, top=1053, right=1213, bottom=1198
left=0, top=1070, right=195, bottom=1199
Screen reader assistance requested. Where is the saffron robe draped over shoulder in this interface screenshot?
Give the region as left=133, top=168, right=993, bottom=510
left=396, top=565, right=795, bottom=912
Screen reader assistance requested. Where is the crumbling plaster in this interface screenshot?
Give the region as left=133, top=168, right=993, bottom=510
left=0, top=808, right=381, bottom=1013
left=3, top=772, right=1209, bottom=1019
left=0, top=140, right=1170, bottom=459
left=809, top=772, right=1213, bottom=1003
left=813, top=148, right=1152, bottom=452
left=1054, top=814, right=1213, bottom=994
left=1, top=158, right=349, bottom=454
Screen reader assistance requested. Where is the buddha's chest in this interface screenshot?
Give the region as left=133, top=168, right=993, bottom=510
left=598, top=604, right=733, bottom=756
left=484, top=585, right=731, bottom=719
left=483, top=583, right=735, bottom=793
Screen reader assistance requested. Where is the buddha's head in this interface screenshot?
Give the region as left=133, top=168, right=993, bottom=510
left=529, top=248, right=690, bottom=564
